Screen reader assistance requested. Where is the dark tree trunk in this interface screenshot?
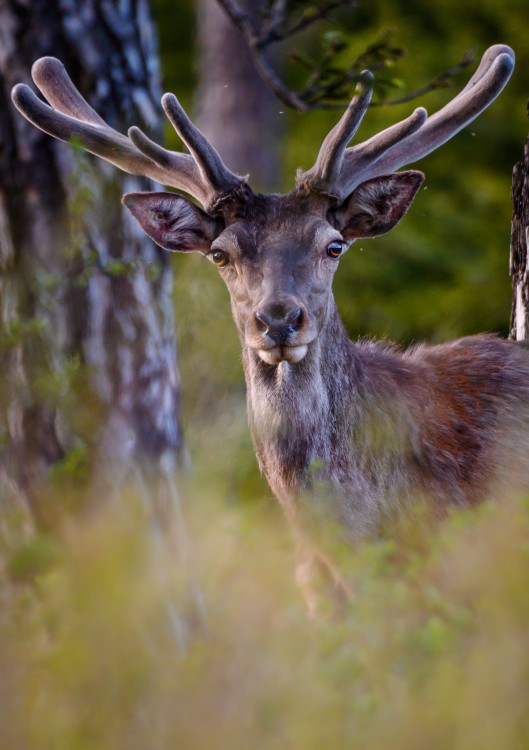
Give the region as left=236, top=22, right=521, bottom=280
left=195, top=0, right=282, bottom=191
left=0, top=0, right=184, bottom=519
left=510, top=122, right=529, bottom=340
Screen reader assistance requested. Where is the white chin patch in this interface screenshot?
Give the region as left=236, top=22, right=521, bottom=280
left=258, top=345, right=308, bottom=365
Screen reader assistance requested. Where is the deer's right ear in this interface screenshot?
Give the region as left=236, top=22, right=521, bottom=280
left=122, top=192, right=220, bottom=252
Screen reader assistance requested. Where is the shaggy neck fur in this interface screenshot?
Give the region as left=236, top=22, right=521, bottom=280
left=242, top=295, right=529, bottom=543
left=242, top=299, right=388, bottom=539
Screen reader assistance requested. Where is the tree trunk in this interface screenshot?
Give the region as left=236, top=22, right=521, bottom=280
left=0, top=0, right=188, bottom=524
left=195, top=0, right=282, bottom=191
left=509, top=119, right=529, bottom=340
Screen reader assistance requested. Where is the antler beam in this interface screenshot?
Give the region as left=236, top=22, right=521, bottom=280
left=11, top=57, right=246, bottom=211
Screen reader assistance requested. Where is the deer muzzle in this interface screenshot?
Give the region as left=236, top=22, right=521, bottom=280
left=252, top=303, right=312, bottom=364
left=258, top=343, right=309, bottom=365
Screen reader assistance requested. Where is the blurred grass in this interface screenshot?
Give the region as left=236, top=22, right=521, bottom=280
left=2, top=478, right=529, bottom=749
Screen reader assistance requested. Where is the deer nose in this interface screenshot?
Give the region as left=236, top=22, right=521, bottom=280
left=254, top=305, right=303, bottom=342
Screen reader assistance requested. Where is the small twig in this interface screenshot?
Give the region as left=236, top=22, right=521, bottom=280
left=370, top=51, right=475, bottom=107
left=279, top=1, right=357, bottom=42
left=215, top=0, right=257, bottom=39
left=263, top=0, right=287, bottom=40
left=215, top=0, right=312, bottom=110
left=300, top=58, right=466, bottom=108
left=247, top=40, right=310, bottom=111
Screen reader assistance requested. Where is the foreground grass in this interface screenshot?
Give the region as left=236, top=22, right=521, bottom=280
left=1, top=484, right=529, bottom=749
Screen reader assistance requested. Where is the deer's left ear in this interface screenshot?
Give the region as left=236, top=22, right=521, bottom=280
left=333, top=171, right=424, bottom=241
left=123, top=191, right=221, bottom=252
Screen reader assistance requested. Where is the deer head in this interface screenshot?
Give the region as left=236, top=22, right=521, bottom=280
left=12, top=47, right=514, bottom=367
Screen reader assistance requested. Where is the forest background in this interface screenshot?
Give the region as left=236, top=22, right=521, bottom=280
left=1, top=1, right=529, bottom=748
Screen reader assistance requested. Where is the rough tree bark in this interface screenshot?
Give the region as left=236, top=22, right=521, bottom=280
left=195, top=0, right=282, bottom=191
left=510, top=113, right=529, bottom=341
left=0, top=0, right=201, bottom=644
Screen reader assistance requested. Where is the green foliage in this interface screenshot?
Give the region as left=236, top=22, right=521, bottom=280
left=0, top=316, right=47, bottom=350
left=2, top=484, right=529, bottom=748
left=290, top=27, right=409, bottom=105
left=48, top=442, right=89, bottom=482
left=8, top=534, right=61, bottom=584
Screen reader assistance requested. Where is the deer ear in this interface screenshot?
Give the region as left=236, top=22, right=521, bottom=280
left=122, top=192, right=220, bottom=252
left=333, top=171, right=424, bottom=241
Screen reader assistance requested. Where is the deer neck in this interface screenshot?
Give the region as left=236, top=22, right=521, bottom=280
left=242, top=298, right=359, bottom=505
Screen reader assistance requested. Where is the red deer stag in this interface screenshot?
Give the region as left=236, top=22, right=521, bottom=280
left=12, top=46, right=526, bottom=601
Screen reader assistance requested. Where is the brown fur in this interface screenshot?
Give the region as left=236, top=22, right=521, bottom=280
left=125, top=188, right=529, bottom=544
left=125, top=185, right=529, bottom=612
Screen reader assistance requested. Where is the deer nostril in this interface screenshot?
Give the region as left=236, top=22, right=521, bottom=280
left=285, top=307, right=303, bottom=331
left=255, top=306, right=303, bottom=337
left=255, top=310, right=273, bottom=333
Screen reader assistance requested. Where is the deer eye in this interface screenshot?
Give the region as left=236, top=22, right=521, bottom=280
left=210, top=249, right=229, bottom=267
left=326, top=241, right=344, bottom=259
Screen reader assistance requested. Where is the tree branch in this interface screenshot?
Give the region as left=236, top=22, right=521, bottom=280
left=215, top=0, right=257, bottom=39
left=247, top=43, right=310, bottom=111
left=214, top=0, right=476, bottom=113
left=370, top=49, right=476, bottom=107
left=262, top=0, right=287, bottom=41
left=278, top=0, right=357, bottom=43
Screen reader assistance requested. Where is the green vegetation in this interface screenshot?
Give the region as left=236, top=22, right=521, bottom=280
left=2, top=484, right=529, bottom=748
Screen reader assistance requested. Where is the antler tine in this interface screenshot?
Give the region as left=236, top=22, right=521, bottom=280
left=11, top=57, right=239, bottom=209
left=128, top=125, right=178, bottom=170
left=305, top=71, right=374, bottom=193
left=355, top=46, right=512, bottom=172
left=300, top=45, right=515, bottom=201
left=347, top=45, right=515, bottom=187
left=31, top=56, right=107, bottom=126
left=459, top=44, right=513, bottom=95
left=161, top=93, right=246, bottom=195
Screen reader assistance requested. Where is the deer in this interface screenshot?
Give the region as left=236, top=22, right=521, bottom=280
left=12, top=45, right=529, bottom=608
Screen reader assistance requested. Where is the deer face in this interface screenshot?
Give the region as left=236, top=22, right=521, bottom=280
left=124, top=171, right=423, bottom=365
left=12, top=51, right=512, bottom=364
left=13, top=51, right=513, bottom=361
left=206, top=198, right=343, bottom=366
